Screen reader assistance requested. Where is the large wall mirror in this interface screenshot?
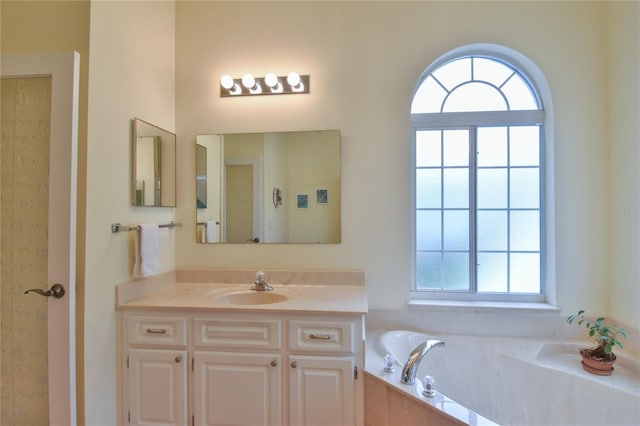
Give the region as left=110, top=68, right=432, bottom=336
left=132, top=118, right=176, bottom=207
left=196, top=130, right=340, bottom=244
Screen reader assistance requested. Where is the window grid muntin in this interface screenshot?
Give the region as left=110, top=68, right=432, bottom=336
left=413, top=123, right=543, bottom=297
left=411, top=56, right=541, bottom=114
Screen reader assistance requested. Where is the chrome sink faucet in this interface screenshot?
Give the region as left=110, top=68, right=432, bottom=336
left=250, top=270, right=273, bottom=291
left=400, top=339, right=445, bottom=385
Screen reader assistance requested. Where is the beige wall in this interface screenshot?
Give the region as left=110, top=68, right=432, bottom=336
left=175, top=0, right=637, bottom=324
left=607, top=3, right=640, bottom=327
left=84, top=1, right=175, bottom=424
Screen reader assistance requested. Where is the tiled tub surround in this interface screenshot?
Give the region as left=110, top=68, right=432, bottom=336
left=365, top=327, right=640, bottom=426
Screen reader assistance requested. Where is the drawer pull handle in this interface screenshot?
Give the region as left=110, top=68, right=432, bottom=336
left=291, top=361, right=297, bottom=368
left=146, top=328, right=167, bottom=334
left=271, top=360, right=278, bottom=367
left=175, top=355, right=183, bottom=363
left=309, top=334, right=331, bottom=340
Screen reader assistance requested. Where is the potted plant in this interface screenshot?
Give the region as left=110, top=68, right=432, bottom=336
left=567, top=310, right=627, bottom=375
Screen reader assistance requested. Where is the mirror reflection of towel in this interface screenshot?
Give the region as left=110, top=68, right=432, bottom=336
left=133, top=224, right=159, bottom=277
left=205, top=220, right=218, bottom=243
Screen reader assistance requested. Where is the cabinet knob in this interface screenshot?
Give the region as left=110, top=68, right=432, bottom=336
left=175, top=355, right=183, bottom=363
left=271, top=360, right=278, bottom=367
left=290, top=361, right=297, bottom=368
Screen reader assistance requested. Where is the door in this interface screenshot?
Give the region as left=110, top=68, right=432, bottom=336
left=1, top=52, right=79, bottom=425
left=289, top=355, right=355, bottom=426
left=128, top=348, right=188, bottom=426
left=225, top=165, right=254, bottom=242
left=224, top=157, right=262, bottom=243
left=194, top=351, right=282, bottom=426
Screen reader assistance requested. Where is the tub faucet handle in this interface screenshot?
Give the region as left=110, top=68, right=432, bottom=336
left=383, top=353, right=396, bottom=373
left=422, top=375, right=436, bottom=398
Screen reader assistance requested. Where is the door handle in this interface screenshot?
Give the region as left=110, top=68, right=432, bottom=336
left=24, top=283, right=66, bottom=299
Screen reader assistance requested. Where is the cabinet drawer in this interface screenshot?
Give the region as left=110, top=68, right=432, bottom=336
left=127, top=315, right=188, bottom=347
left=193, top=318, right=282, bottom=350
left=289, top=320, right=354, bottom=353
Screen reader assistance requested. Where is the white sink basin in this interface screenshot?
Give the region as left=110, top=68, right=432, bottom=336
left=215, top=291, right=288, bottom=305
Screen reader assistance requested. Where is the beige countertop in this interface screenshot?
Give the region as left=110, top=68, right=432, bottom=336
left=116, top=282, right=368, bottom=315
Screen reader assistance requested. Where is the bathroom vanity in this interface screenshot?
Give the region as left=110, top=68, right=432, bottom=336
left=116, top=271, right=367, bottom=426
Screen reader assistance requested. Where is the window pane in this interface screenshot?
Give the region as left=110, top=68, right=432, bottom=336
left=432, top=57, right=471, bottom=91
left=443, top=130, right=469, bottom=166
left=477, top=127, right=507, bottom=167
left=477, top=252, right=508, bottom=292
left=510, top=126, right=540, bottom=166
left=416, top=130, right=441, bottom=167
left=477, top=210, right=507, bottom=251
left=443, top=169, right=468, bottom=208
left=416, top=252, right=442, bottom=289
left=510, top=168, right=539, bottom=209
left=443, top=252, right=469, bottom=290
left=510, top=211, right=540, bottom=251
left=411, top=76, right=447, bottom=113
left=443, top=82, right=507, bottom=112
left=473, top=57, right=513, bottom=87
left=502, top=73, right=538, bottom=110
left=416, top=210, right=441, bottom=250
left=416, top=169, right=441, bottom=209
left=510, top=253, right=540, bottom=293
left=443, top=210, right=468, bottom=250
left=477, top=169, right=507, bottom=209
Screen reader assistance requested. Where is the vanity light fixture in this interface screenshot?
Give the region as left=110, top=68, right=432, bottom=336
left=219, top=72, right=310, bottom=97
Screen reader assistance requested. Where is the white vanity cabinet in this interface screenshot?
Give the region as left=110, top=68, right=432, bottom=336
left=288, top=319, right=357, bottom=425
left=120, top=311, right=365, bottom=426
left=124, top=314, right=189, bottom=426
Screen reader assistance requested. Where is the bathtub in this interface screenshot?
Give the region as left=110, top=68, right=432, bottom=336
left=366, top=330, right=640, bottom=426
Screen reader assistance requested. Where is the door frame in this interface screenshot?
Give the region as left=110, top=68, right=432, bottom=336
left=223, top=157, right=262, bottom=242
left=1, top=51, right=80, bottom=425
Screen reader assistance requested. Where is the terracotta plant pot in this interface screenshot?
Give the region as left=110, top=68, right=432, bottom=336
left=580, top=348, right=616, bottom=376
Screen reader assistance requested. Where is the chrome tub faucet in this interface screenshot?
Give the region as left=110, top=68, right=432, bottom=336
left=400, top=339, right=445, bottom=385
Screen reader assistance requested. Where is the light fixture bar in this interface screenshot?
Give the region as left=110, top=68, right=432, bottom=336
left=220, top=73, right=310, bottom=97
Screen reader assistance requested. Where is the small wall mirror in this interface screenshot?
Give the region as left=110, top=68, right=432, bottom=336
left=196, top=130, right=340, bottom=244
left=132, top=118, right=176, bottom=207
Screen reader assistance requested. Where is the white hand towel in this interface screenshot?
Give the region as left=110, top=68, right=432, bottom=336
left=205, top=220, right=218, bottom=243
left=133, top=224, right=159, bottom=277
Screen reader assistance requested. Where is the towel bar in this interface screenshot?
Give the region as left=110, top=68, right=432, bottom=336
left=111, top=221, right=181, bottom=233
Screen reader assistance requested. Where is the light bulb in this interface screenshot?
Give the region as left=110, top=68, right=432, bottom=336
left=287, top=72, right=301, bottom=88
left=242, top=74, right=256, bottom=89
left=220, top=75, right=235, bottom=90
left=264, top=73, right=279, bottom=88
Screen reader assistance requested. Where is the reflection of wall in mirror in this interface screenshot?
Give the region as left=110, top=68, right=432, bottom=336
left=195, top=135, right=222, bottom=242
left=136, top=136, right=159, bottom=206
left=196, top=143, right=207, bottom=208
left=159, top=133, right=176, bottom=206
left=284, top=131, right=340, bottom=243
left=264, top=133, right=289, bottom=242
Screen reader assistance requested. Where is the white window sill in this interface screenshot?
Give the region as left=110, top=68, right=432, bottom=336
left=406, top=299, right=561, bottom=314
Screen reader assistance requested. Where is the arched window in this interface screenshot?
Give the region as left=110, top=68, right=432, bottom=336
left=411, top=45, right=551, bottom=302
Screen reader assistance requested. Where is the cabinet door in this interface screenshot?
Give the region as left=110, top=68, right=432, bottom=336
left=128, top=348, right=188, bottom=426
left=194, top=351, right=282, bottom=426
left=289, top=355, right=355, bottom=426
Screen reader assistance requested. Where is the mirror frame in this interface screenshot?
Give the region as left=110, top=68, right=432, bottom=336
left=131, top=118, right=177, bottom=207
